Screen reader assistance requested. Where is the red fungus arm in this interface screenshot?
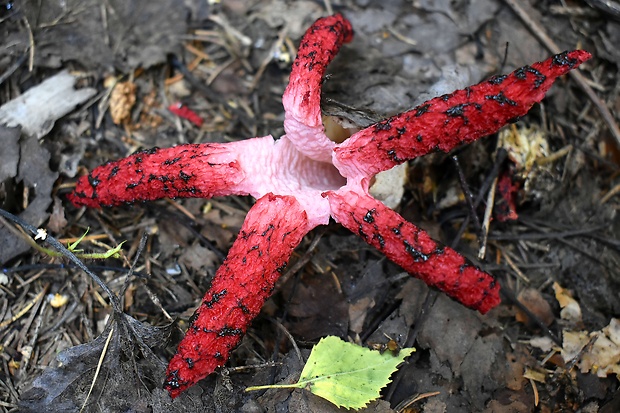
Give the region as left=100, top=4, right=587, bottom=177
left=326, top=188, right=500, bottom=314
left=168, top=102, right=204, bottom=127
left=334, top=50, right=591, bottom=177
left=164, top=193, right=309, bottom=398
left=283, top=13, right=353, bottom=162
left=68, top=143, right=245, bottom=208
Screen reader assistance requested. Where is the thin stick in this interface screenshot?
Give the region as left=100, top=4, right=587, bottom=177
left=501, top=250, right=531, bottom=283
left=479, top=175, right=497, bottom=260
left=529, top=378, right=539, bottom=406
left=22, top=16, right=34, bottom=72
left=80, top=327, right=115, bottom=413
left=323, top=0, right=333, bottom=15
left=250, top=26, right=288, bottom=91
left=600, top=182, right=620, bottom=204
left=0, top=288, right=47, bottom=329
left=274, top=320, right=303, bottom=363
left=452, top=155, right=482, bottom=234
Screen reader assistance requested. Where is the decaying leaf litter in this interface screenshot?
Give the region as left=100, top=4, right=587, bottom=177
left=1, top=0, right=619, bottom=411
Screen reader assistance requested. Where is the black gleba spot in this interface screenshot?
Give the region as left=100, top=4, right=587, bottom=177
left=363, top=209, right=376, bottom=223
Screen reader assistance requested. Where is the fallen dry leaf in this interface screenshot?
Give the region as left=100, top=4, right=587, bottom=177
left=47, top=196, right=68, bottom=234
left=553, top=282, right=583, bottom=325
left=19, top=314, right=174, bottom=412
left=516, top=288, right=555, bottom=327
left=0, top=135, right=59, bottom=264
left=0, top=70, right=96, bottom=139
left=562, top=318, right=620, bottom=378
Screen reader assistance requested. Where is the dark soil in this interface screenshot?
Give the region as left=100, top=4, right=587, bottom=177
left=1, top=1, right=619, bottom=412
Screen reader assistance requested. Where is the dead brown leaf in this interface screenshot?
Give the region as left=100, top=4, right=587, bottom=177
left=0, top=135, right=59, bottom=264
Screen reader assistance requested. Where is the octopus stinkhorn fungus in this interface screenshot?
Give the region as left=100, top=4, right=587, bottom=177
left=68, top=14, right=591, bottom=398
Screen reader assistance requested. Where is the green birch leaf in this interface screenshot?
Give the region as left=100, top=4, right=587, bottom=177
left=246, top=336, right=414, bottom=409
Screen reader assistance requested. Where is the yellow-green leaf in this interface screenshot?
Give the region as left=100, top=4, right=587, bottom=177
left=246, top=336, right=414, bottom=409
left=67, top=228, right=89, bottom=252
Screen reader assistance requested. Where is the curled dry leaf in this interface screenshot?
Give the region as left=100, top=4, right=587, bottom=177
left=553, top=282, right=582, bottom=325
left=109, top=80, right=137, bottom=125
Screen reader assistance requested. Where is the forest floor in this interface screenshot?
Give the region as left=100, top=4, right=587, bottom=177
left=1, top=0, right=619, bottom=412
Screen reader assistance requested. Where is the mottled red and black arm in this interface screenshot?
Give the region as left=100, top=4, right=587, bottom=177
left=326, top=189, right=500, bottom=314
left=283, top=13, right=353, bottom=129
left=68, top=143, right=245, bottom=208
left=282, top=13, right=353, bottom=162
left=334, top=50, right=591, bottom=177
left=164, top=193, right=310, bottom=398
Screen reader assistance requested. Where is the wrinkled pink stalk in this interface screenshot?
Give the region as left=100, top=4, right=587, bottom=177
left=67, top=13, right=591, bottom=397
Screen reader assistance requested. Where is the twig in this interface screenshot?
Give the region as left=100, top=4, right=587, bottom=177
left=488, top=224, right=608, bottom=241
left=500, top=285, right=562, bottom=346
left=0, top=208, right=122, bottom=313
left=170, top=56, right=254, bottom=133
left=165, top=198, right=196, bottom=221
left=323, top=0, right=333, bottom=15
left=120, top=232, right=148, bottom=304
left=452, top=155, right=482, bottom=234
left=503, top=0, right=620, bottom=148
left=80, top=326, right=115, bottom=413
left=500, top=250, right=531, bottom=283
left=0, top=287, right=47, bottom=329
left=22, top=15, right=34, bottom=72
left=387, top=26, right=418, bottom=46
left=2, top=263, right=149, bottom=279
left=583, top=0, right=620, bottom=19
left=274, top=320, right=303, bottom=363
left=600, top=181, right=620, bottom=204
left=479, top=174, right=497, bottom=260
left=18, top=297, right=46, bottom=375
left=208, top=14, right=252, bottom=47
left=452, top=149, right=508, bottom=251
left=250, top=25, right=289, bottom=91
left=529, top=378, right=539, bottom=406
left=275, top=229, right=325, bottom=289
left=519, top=217, right=620, bottom=250
left=564, top=334, right=599, bottom=372
left=394, top=392, right=442, bottom=412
